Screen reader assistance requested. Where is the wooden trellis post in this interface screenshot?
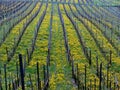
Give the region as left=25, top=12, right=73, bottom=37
left=19, top=54, right=25, bottom=90
left=4, top=64, right=7, bottom=90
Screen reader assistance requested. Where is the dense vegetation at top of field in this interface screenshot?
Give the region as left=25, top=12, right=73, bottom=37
left=0, top=0, right=120, bottom=90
